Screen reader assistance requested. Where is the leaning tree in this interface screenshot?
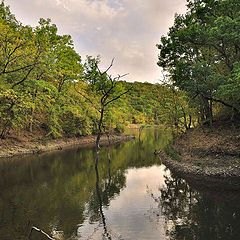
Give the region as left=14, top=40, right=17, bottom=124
left=75, top=56, right=131, bottom=149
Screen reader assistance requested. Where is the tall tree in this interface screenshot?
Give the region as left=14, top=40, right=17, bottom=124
left=157, top=0, right=240, bottom=124
left=75, top=56, right=131, bottom=149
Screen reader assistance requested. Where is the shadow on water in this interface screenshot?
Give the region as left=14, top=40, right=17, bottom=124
left=94, top=148, right=113, bottom=240
left=148, top=173, right=240, bottom=240
left=95, top=153, right=111, bottom=240
left=1, top=127, right=240, bottom=239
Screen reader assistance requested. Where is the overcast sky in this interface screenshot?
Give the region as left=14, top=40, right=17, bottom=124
left=5, top=0, right=187, bottom=83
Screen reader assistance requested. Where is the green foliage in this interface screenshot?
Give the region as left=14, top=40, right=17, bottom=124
left=157, top=0, right=240, bottom=124
left=121, top=81, right=196, bottom=130
left=0, top=2, right=86, bottom=138
left=0, top=86, right=33, bottom=137
left=0, top=2, right=196, bottom=139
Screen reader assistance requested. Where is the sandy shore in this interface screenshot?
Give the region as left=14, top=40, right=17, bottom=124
left=158, top=125, right=240, bottom=189
left=0, top=134, right=134, bottom=159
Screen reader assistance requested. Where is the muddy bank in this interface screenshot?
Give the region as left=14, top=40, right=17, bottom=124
left=0, top=134, right=134, bottom=159
left=158, top=125, right=240, bottom=189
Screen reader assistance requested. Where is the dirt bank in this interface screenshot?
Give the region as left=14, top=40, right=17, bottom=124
left=159, top=124, right=240, bottom=189
left=0, top=133, right=134, bottom=159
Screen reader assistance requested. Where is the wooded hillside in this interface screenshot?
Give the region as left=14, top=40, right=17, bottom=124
left=0, top=2, right=194, bottom=140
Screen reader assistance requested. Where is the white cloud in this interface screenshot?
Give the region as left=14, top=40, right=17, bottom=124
left=5, top=0, right=187, bottom=82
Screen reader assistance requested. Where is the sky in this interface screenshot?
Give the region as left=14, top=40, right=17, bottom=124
left=4, top=0, right=187, bottom=83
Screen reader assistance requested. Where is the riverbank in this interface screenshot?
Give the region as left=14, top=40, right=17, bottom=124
left=0, top=133, right=134, bottom=159
left=159, top=124, right=240, bottom=189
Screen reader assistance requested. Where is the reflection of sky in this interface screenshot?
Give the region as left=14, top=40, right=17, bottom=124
left=78, top=165, right=171, bottom=239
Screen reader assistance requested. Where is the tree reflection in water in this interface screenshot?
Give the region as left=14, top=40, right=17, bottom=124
left=0, top=128, right=173, bottom=239
left=95, top=150, right=112, bottom=240
left=82, top=147, right=126, bottom=240
left=148, top=173, right=240, bottom=240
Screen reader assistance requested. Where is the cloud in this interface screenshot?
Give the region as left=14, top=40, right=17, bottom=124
left=5, top=0, right=187, bottom=83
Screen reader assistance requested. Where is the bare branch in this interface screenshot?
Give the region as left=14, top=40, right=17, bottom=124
left=28, top=226, right=55, bottom=240
left=112, top=73, right=129, bottom=81
left=74, top=84, right=101, bottom=113
left=104, top=87, right=132, bottom=106
left=104, top=58, right=115, bottom=74
left=97, top=58, right=115, bottom=76
left=101, top=84, right=115, bottom=105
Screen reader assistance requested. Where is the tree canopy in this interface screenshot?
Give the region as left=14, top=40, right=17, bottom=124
left=0, top=1, right=200, bottom=140
left=157, top=0, right=240, bottom=125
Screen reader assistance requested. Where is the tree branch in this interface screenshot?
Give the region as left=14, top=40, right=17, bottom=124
left=28, top=226, right=55, bottom=240
left=198, top=92, right=240, bottom=113
left=105, top=87, right=132, bottom=106
left=74, top=84, right=101, bottom=113
left=97, top=58, right=115, bottom=76
left=112, top=73, right=129, bottom=81
left=11, top=64, right=35, bottom=88
left=0, top=62, right=36, bottom=76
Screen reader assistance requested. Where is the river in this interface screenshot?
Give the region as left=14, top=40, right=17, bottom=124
left=0, top=127, right=240, bottom=240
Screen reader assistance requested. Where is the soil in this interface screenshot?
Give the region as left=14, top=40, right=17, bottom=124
left=0, top=131, right=134, bottom=159
left=158, top=123, right=240, bottom=189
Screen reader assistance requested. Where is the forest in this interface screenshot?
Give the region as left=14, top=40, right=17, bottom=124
left=0, top=1, right=195, bottom=141
left=0, top=0, right=240, bottom=142
left=1, top=1, right=240, bottom=239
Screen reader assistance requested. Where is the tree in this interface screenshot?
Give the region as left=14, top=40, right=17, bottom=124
left=157, top=0, right=240, bottom=125
left=0, top=3, right=86, bottom=138
left=75, top=56, right=131, bottom=149
left=0, top=2, right=42, bottom=137
left=31, top=18, right=84, bottom=137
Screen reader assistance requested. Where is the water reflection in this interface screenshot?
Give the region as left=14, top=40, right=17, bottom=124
left=0, top=128, right=170, bottom=239
left=1, top=128, right=240, bottom=240
left=149, top=174, right=240, bottom=240
left=94, top=151, right=112, bottom=240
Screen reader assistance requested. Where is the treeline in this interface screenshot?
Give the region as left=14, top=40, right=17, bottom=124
left=0, top=2, right=196, bottom=140
left=123, top=81, right=196, bottom=129
left=2, top=0, right=240, bottom=140
left=0, top=2, right=130, bottom=139
left=158, top=0, right=240, bottom=126
left=0, top=2, right=88, bottom=138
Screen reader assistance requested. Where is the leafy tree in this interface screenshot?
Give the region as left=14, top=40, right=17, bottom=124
left=0, top=3, right=86, bottom=138
left=0, top=0, right=199, bottom=140
left=157, top=0, right=240, bottom=125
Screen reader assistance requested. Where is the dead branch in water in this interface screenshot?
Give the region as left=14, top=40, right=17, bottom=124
left=28, top=226, right=55, bottom=240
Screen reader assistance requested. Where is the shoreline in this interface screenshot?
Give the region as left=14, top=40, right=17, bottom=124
left=0, top=134, right=134, bottom=159
left=158, top=125, right=240, bottom=190
left=160, top=156, right=240, bottom=190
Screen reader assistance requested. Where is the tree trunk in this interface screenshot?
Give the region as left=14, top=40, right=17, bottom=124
left=181, top=106, right=189, bottom=131
left=201, top=96, right=213, bottom=127
left=96, top=107, right=104, bottom=149
left=188, top=115, right=192, bottom=129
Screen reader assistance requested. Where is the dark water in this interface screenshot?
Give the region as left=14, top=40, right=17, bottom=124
left=1, top=128, right=240, bottom=240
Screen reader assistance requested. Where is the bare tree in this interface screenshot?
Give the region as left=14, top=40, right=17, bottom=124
left=75, top=56, right=131, bottom=149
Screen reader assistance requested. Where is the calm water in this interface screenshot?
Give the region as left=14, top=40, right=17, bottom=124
left=1, top=128, right=240, bottom=240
